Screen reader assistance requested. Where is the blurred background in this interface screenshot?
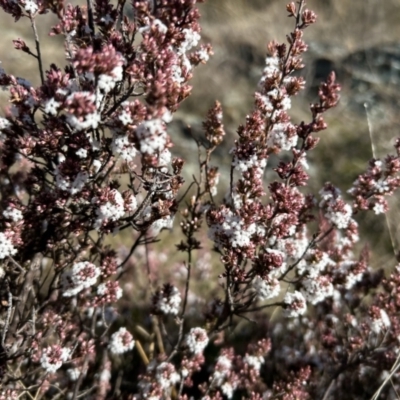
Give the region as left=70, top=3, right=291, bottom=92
left=1, top=0, right=400, bottom=267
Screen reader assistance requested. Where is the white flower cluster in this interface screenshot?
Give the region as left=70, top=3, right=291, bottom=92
left=319, top=187, right=353, bottom=229
left=209, top=208, right=256, bottom=249
left=93, top=189, right=125, bottom=229
left=150, top=215, right=174, bottom=236
left=171, top=54, right=192, bottom=84
left=243, top=354, right=265, bottom=372
left=155, top=362, right=180, bottom=390
left=177, top=28, right=201, bottom=55
left=3, top=206, right=23, bottom=222
left=301, top=276, right=334, bottom=305
left=40, top=346, right=71, bottom=374
left=96, top=281, right=123, bottom=299
left=325, top=203, right=352, bottom=229
left=252, top=275, right=281, bottom=301
left=0, top=232, right=17, bottom=259
left=155, top=286, right=181, bottom=316
left=62, top=261, right=101, bottom=297
left=263, top=56, right=280, bottom=77
left=369, top=309, right=391, bottom=334
left=185, top=327, right=209, bottom=355
left=336, top=261, right=364, bottom=290
left=67, top=368, right=81, bottom=382
left=108, top=327, right=135, bottom=354
left=283, top=291, right=307, bottom=318
left=97, top=65, right=123, bottom=94
left=208, top=355, right=236, bottom=399
left=65, top=91, right=101, bottom=131
left=55, top=167, right=89, bottom=195
left=267, top=122, right=298, bottom=151
left=112, top=132, right=137, bottom=162
left=296, top=250, right=334, bottom=279
left=232, top=153, right=267, bottom=175
left=136, top=119, right=168, bottom=156
left=211, top=355, right=232, bottom=386
left=139, top=18, right=168, bottom=35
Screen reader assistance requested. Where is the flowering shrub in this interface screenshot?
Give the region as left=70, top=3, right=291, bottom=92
left=0, top=0, right=400, bottom=398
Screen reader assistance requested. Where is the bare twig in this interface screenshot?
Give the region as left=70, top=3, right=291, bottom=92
left=29, top=16, right=44, bottom=85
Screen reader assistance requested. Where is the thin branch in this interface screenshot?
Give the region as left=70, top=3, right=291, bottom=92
left=29, top=16, right=44, bottom=85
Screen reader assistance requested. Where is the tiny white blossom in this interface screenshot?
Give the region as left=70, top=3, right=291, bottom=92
left=67, top=368, right=81, bottom=381
left=75, top=148, right=88, bottom=158
left=24, top=0, right=38, bottom=14
left=373, top=202, right=385, bottom=215
left=44, top=98, right=60, bottom=116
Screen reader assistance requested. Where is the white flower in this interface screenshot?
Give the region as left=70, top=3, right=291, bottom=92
left=185, top=327, right=209, bottom=355
left=24, top=0, right=38, bottom=14
left=97, top=65, right=123, bottom=93
left=325, top=204, right=352, bottom=229
left=370, top=309, right=391, bottom=334
left=156, top=362, right=180, bottom=390
left=97, top=282, right=123, bottom=300
left=150, top=215, right=174, bottom=236
left=3, top=206, right=23, bottom=222
left=0, top=117, right=10, bottom=131
left=196, top=48, right=210, bottom=62
left=263, top=56, right=280, bottom=77
left=40, top=346, right=71, bottom=374
left=75, top=148, right=88, bottom=158
left=92, top=159, right=102, bottom=173
left=177, top=28, right=201, bottom=54
left=0, top=232, right=17, bottom=259
left=283, top=291, right=307, bottom=318
left=267, top=123, right=297, bottom=151
left=108, top=327, right=135, bottom=354
left=70, top=171, right=89, bottom=195
left=44, top=98, right=60, bottom=116
left=243, top=354, right=265, bottom=372
left=62, top=261, right=101, bottom=297
left=252, top=276, right=281, bottom=301
left=153, top=19, right=168, bottom=34
left=301, top=277, right=333, bottom=305
left=155, top=286, right=181, bottom=316
left=118, top=110, right=133, bottom=126
left=221, top=382, right=234, bottom=399
left=112, top=133, right=137, bottom=162
left=67, top=368, right=81, bottom=381
left=373, top=202, right=385, bottom=215
left=136, top=119, right=167, bottom=155
left=94, top=189, right=125, bottom=228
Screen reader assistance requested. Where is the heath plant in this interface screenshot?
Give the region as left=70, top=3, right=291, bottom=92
left=0, top=0, right=399, bottom=399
